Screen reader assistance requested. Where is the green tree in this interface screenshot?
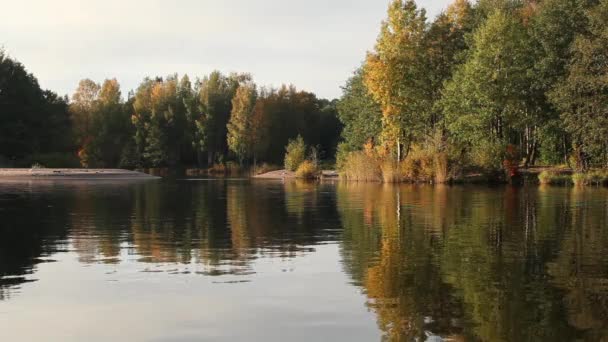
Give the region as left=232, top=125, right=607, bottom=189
left=441, top=10, right=536, bottom=169
left=337, top=67, right=382, bottom=153
left=284, top=135, right=307, bottom=171
left=131, top=75, right=190, bottom=167
left=195, top=72, right=247, bottom=165
left=550, top=0, right=608, bottom=167
left=531, top=0, right=592, bottom=164
left=0, top=49, right=73, bottom=165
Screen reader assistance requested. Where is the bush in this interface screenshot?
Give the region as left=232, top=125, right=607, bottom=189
left=295, top=160, right=319, bottom=179
left=284, top=135, right=307, bottom=171
left=471, top=141, right=505, bottom=171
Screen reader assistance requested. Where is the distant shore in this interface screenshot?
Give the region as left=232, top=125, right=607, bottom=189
left=0, top=168, right=160, bottom=180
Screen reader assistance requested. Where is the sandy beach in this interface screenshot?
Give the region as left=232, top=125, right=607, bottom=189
left=0, top=168, right=160, bottom=179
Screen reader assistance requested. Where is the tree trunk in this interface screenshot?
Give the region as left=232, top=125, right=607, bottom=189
left=529, top=140, right=538, bottom=166
left=397, top=137, right=401, bottom=162
left=207, top=151, right=213, bottom=166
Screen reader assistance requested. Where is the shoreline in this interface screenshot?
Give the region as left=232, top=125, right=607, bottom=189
left=253, top=169, right=339, bottom=180
left=0, top=168, right=160, bottom=180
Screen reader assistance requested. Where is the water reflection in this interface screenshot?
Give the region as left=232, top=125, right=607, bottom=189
left=337, top=183, right=608, bottom=341
left=0, top=179, right=342, bottom=299
left=1, top=180, right=608, bottom=341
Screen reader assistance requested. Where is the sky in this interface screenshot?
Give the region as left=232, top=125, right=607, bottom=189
left=1, top=0, right=452, bottom=99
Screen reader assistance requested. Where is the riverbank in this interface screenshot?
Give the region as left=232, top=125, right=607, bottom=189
left=0, top=168, right=160, bottom=179
left=252, top=166, right=608, bottom=187
left=254, top=169, right=339, bottom=180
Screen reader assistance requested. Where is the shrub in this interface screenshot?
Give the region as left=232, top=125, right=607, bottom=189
left=284, top=135, right=307, bottom=171
left=538, top=171, right=552, bottom=185
left=471, top=142, right=505, bottom=171
left=295, top=160, right=319, bottom=179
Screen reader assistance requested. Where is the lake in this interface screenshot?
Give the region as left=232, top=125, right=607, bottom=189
left=1, top=179, right=607, bottom=341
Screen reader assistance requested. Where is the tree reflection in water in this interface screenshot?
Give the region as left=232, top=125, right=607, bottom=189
left=337, top=183, right=608, bottom=341
left=1, top=180, right=608, bottom=340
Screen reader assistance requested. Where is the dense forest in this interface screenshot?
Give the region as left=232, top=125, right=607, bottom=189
left=0, top=51, right=341, bottom=169
left=1, top=0, right=608, bottom=181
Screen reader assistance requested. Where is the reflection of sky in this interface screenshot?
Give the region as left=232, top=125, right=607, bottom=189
left=0, top=0, right=453, bottom=99
left=0, top=244, right=379, bottom=341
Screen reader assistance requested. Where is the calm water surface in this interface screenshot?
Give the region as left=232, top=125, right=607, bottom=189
left=1, top=179, right=607, bottom=341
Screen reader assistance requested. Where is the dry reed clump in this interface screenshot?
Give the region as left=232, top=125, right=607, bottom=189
left=584, top=170, right=608, bottom=186
left=339, top=144, right=453, bottom=183
left=339, top=151, right=382, bottom=182
left=434, top=152, right=449, bottom=183
left=399, top=144, right=452, bottom=183
left=380, top=159, right=401, bottom=183
left=538, top=170, right=571, bottom=185
left=571, top=172, right=587, bottom=186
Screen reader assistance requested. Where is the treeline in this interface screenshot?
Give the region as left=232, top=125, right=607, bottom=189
left=337, top=0, right=608, bottom=181
left=0, top=50, right=341, bottom=169
left=0, top=51, right=73, bottom=166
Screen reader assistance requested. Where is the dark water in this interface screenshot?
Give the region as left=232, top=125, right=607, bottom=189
left=1, top=179, right=607, bottom=341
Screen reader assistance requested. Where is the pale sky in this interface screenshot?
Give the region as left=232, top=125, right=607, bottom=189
left=1, top=0, right=452, bottom=99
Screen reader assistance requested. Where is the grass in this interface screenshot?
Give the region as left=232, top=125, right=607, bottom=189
left=538, top=170, right=571, bottom=185
left=538, top=169, right=608, bottom=186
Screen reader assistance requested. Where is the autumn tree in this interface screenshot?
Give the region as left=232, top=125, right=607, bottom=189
left=364, top=0, right=428, bottom=160
left=227, top=81, right=257, bottom=165
left=70, top=79, right=100, bottom=149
